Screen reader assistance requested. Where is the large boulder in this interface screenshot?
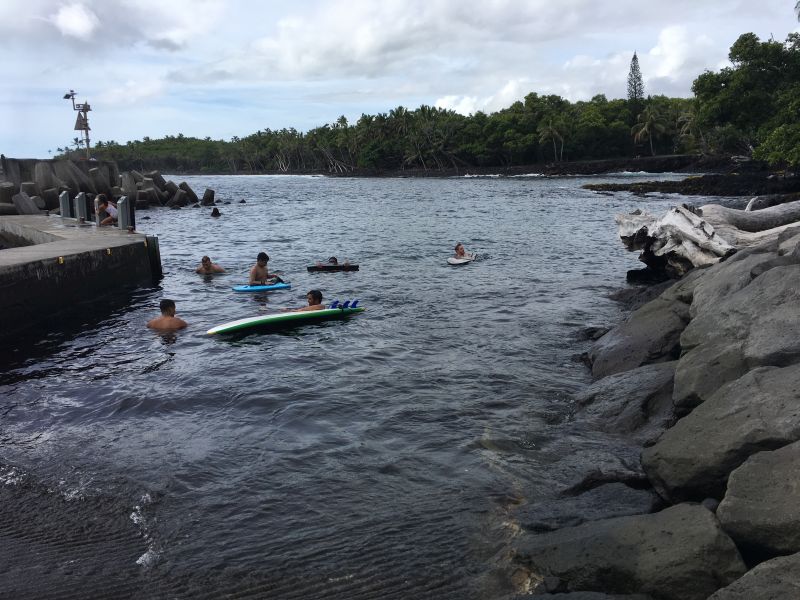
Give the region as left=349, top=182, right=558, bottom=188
left=120, top=172, right=138, bottom=198
left=588, top=272, right=703, bottom=378
left=0, top=181, right=14, bottom=204
left=717, top=440, right=800, bottom=555
left=12, top=192, right=44, bottom=215
left=572, top=361, right=676, bottom=445
left=707, top=552, right=800, bottom=599
left=179, top=181, right=199, bottom=203
left=201, top=188, right=215, bottom=205
left=515, top=503, right=746, bottom=600
left=642, top=364, right=800, bottom=502
left=673, top=262, right=800, bottom=411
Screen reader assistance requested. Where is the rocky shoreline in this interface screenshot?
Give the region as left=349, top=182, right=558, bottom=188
left=511, top=215, right=800, bottom=598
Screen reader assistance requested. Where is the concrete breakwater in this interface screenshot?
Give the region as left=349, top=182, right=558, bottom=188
left=0, top=157, right=214, bottom=215
left=513, top=225, right=800, bottom=599
left=0, top=216, right=161, bottom=340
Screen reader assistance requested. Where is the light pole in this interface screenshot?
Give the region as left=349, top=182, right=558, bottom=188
left=63, top=90, right=92, bottom=160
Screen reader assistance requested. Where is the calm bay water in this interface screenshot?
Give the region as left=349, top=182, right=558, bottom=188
left=0, top=173, right=717, bottom=598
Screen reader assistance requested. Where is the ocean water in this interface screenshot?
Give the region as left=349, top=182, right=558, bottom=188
left=0, top=173, right=718, bottom=599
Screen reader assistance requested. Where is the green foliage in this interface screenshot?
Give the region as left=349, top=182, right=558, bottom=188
left=70, top=31, right=798, bottom=174
left=753, top=124, right=800, bottom=169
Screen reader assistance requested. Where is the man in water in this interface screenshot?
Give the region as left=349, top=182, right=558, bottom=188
left=147, top=299, right=188, bottom=330
left=454, top=243, right=468, bottom=258
left=290, top=289, right=325, bottom=312
left=196, top=255, right=225, bottom=274
left=249, top=252, right=281, bottom=285
left=98, top=195, right=118, bottom=226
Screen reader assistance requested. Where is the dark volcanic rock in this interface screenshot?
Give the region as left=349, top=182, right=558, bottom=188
left=572, top=361, right=676, bottom=445
left=642, top=364, right=800, bottom=503
left=588, top=272, right=702, bottom=378
left=517, top=483, right=660, bottom=533
left=717, top=440, right=800, bottom=555
left=515, top=503, right=746, bottom=600
left=707, top=552, right=800, bottom=600
left=673, top=262, right=800, bottom=411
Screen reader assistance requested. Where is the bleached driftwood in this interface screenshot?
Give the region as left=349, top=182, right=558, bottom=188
left=616, top=199, right=800, bottom=277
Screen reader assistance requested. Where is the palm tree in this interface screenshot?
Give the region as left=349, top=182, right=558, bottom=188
left=677, top=110, right=707, bottom=154
left=538, top=120, right=562, bottom=162
left=631, top=106, right=667, bottom=156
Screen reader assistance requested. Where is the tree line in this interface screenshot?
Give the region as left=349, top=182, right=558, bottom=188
left=59, top=32, right=800, bottom=174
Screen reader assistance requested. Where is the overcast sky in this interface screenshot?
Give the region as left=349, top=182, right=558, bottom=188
left=1, top=0, right=798, bottom=158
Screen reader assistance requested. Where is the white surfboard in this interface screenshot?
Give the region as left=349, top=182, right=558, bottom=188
left=447, top=252, right=477, bottom=265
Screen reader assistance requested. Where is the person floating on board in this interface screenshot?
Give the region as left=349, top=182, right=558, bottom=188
left=147, top=299, right=188, bottom=330
left=196, top=255, right=225, bottom=274
left=97, top=195, right=118, bottom=226
left=286, top=289, right=325, bottom=312
left=314, top=256, right=350, bottom=267
left=249, top=252, right=283, bottom=285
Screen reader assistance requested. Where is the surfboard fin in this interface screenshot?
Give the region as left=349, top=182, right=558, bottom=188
left=329, top=300, right=339, bottom=309
left=350, top=299, right=359, bottom=308
left=341, top=300, right=351, bottom=309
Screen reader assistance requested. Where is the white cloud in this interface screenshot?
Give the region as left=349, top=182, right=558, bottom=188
left=96, top=79, right=166, bottom=106
left=50, top=3, right=100, bottom=40
left=647, top=25, right=715, bottom=82
left=2, top=0, right=798, bottom=157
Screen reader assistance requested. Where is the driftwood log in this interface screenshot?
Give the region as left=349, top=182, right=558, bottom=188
left=617, top=198, right=800, bottom=278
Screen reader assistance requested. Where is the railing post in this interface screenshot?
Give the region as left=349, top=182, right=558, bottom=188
left=59, top=191, right=73, bottom=218
left=73, top=192, right=87, bottom=222
left=94, top=195, right=101, bottom=226
left=118, top=196, right=131, bottom=230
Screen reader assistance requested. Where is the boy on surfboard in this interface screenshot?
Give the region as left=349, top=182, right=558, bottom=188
left=249, top=252, right=283, bottom=285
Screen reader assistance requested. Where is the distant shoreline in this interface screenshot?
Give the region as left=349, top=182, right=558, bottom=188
left=156, top=154, right=725, bottom=179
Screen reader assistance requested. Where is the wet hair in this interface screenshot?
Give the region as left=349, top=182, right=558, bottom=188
left=257, top=252, right=269, bottom=262
left=159, top=299, right=176, bottom=313
left=327, top=256, right=338, bottom=264
left=201, top=255, right=211, bottom=263
left=307, top=289, right=322, bottom=304
left=455, top=243, right=463, bottom=251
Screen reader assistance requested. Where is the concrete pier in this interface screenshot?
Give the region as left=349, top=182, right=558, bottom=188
left=0, top=216, right=161, bottom=339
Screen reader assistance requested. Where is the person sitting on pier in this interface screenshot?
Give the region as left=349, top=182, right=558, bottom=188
left=98, top=195, right=118, bottom=226
left=196, top=255, right=225, bottom=274
left=249, top=252, right=283, bottom=285
left=147, top=299, right=188, bottom=330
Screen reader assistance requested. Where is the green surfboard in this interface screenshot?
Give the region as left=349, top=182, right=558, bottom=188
left=207, top=307, right=365, bottom=335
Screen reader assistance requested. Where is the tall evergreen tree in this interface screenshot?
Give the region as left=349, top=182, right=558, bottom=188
left=627, top=52, right=645, bottom=124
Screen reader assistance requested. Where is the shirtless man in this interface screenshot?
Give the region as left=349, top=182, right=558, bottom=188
left=454, top=243, right=467, bottom=258
left=196, top=255, right=225, bottom=274
left=249, top=252, right=281, bottom=285
left=147, top=299, right=188, bottom=330
left=292, top=290, right=325, bottom=312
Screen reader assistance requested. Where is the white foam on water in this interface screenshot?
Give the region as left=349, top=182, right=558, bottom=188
left=0, top=465, right=26, bottom=486
left=130, top=493, right=161, bottom=568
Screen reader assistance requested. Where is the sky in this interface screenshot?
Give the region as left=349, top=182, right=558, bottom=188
left=1, top=0, right=798, bottom=158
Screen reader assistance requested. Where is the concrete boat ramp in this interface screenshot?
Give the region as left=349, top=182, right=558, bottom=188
left=0, top=215, right=161, bottom=340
